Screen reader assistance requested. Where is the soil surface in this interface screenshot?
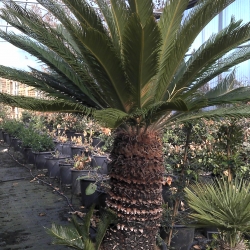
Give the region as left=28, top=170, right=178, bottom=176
left=0, top=142, right=82, bottom=250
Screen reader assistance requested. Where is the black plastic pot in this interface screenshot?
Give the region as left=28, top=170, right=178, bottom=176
left=3, top=132, right=11, bottom=145
left=80, top=178, right=108, bottom=208
left=65, top=130, right=76, bottom=139
left=61, top=142, right=72, bottom=157
left=0, top=129, right=3, bottom=141
left=22, top=147, right=35, bottom=164
left=160, top=225, right=195, bottom=250
left=54, top=141, right=63, bottom=153
left=71, top=145, right=85, bottom=158
left=45, top=155, right=69, bottom=178
left=10, top=137, right=21, bottom=151
left=91, top=155, right=109, bottom=174
left=92, top=137, right=105, bottom=148
left=71, top=169, right=95, bottom=195
left=59, top=161, right=73, bottom=185
left=33, top=151, right=55, bottom=169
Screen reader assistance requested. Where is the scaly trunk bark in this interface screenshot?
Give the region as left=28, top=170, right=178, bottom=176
left=102, top=126, right=164, bottom=250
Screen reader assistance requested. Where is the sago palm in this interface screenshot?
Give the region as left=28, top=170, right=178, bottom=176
left=1, top=0, right=250, bottom=249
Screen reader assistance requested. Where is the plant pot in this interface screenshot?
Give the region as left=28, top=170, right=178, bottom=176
left=54, top=141, right=63, bottom=153
left=22, top=147, right=35, bottom=164
left=61, top=142, right=72, bottom=157
left=0, top=128, right=3, bottom=141
left=91, top=155, right=109, bottom=174
left=66, top=130, right=76, bottom=139
left=71, top=145, right=85, bottom=158
left=80, top=177, right=108, bottom=209
left=33, top=151, right=55, bottom=169
left=160, top=225, right=195, bottom=250
left=10, top=137, right=21, bottom=151
left=3, top=132, right=11, bottom=145
left=71, top=169, right=95, bottom=195
left=91, top=137, right=105, bottom=148
left=59, top=161, right=73, bottom=185
left=45, top=155, right=69, bottom=178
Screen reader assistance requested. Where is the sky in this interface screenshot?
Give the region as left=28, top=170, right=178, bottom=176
left=0, top=0, right=249, bottom=82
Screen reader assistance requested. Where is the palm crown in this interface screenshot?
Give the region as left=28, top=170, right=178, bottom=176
left=1, top=0, right=250, bottom=129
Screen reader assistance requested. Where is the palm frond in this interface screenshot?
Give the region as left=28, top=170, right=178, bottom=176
left=128, top=0, right=153, bottom=27
left=154, top=0, right=235, bottom=102
left=154, top=0, right=189, bottom=99
left=122, top=14, right=161, bottom=109
left=61, top=0, right=107, bottom=34
left=94, top=109, right=128, bottom=129
left=37, top=0, right=130, bottom=112
left=0, top=93, right=95, bottom=115
left=168, top=105, right=250, bottom=126
left=183, top=46, right=250, bottom=96
left=110, top=0, right=130, bottom=53
left=94, top=0, right=121, bottom=53
left=185, top=178, right=250, bottom=233
left=45, top=223, right=86, bottom=249
left=207, top=87, right=250, bottom=106
left=171, top=19, right=250, bottom=93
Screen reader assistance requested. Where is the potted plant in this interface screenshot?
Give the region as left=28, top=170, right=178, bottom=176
left=59, top=158, right=74, bottom=187
left=91, top=147, right=110, bottom=175
left=185, top=177, right=250, bottom=249
left=45, top=150, right=70, bottom=179
left=70, top=135, right=86, bottom=158
left=30, top=132, right=55, bottom=169
left=71, top=153, right=93, bottom=195
left=78, top=172, right=110, bottom=209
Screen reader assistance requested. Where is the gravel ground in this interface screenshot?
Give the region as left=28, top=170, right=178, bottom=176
left=0, top=142, right=82, bottom=250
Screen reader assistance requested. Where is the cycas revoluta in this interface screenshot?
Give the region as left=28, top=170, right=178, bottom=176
left=1, top=0, right=250, bottom=249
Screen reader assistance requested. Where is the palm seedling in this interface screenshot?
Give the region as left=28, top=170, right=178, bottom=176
left=185, top=178, right=250, bottom=249
left=1, top=0, right=250, bottom=248
left=46, top=205, right=116, bottom=250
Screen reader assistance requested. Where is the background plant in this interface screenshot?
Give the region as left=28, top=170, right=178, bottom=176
left=185, top=178, right=250, bottom=249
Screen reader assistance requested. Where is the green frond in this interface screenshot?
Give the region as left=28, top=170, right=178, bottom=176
left=154, top=0, right=236, bottom=102
left=169, top=105, right=250, bottom=126
left=0, top=93, right=95, bottom=115
left=37, top=0, right=130, bottom=112
left=185, top=178, right=250, bottom=234
left=207, top=87, right=250, bottom=106
left=172, top=19, right=250, bottom=93
left=122, top=14, right=161, bottom=108
left=61, top=0, right=107, bottom=34
left=45, top=223, right=85, bottom=249
left=94, top=0, right=121, bottom=53
left=128, top=0, right=153, bottom=27
left=155, top=0, right=189, bottom=99
left=82, top=205, right=95, bottom=242
left=110, top=0, right=130, bottom=54
left=204, top=70, right=236, bottom=98
left=0, top=8, right=103, bottom=107
left=183, top=47, right=250, bottom=96
left=94, top=109, right=128, bottom=129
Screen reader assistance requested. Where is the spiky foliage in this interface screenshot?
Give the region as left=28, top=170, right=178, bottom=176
left=185, top=178, right=250, bottom=248
left=1, top=0, right=250, bottom=248
left=0, top=0, right=250, bottom=128
left=46, top=206, right=115, bottom=250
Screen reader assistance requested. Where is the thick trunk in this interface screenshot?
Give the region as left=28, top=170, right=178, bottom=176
left=102, top=127, right=164, bottom=250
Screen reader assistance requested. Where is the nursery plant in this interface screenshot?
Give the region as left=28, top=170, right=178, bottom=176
left=46, top=205, right=116, bottom=250
left=2, top=0, right=250, bottom=248
left=185, top=177, right=250, bottom=249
